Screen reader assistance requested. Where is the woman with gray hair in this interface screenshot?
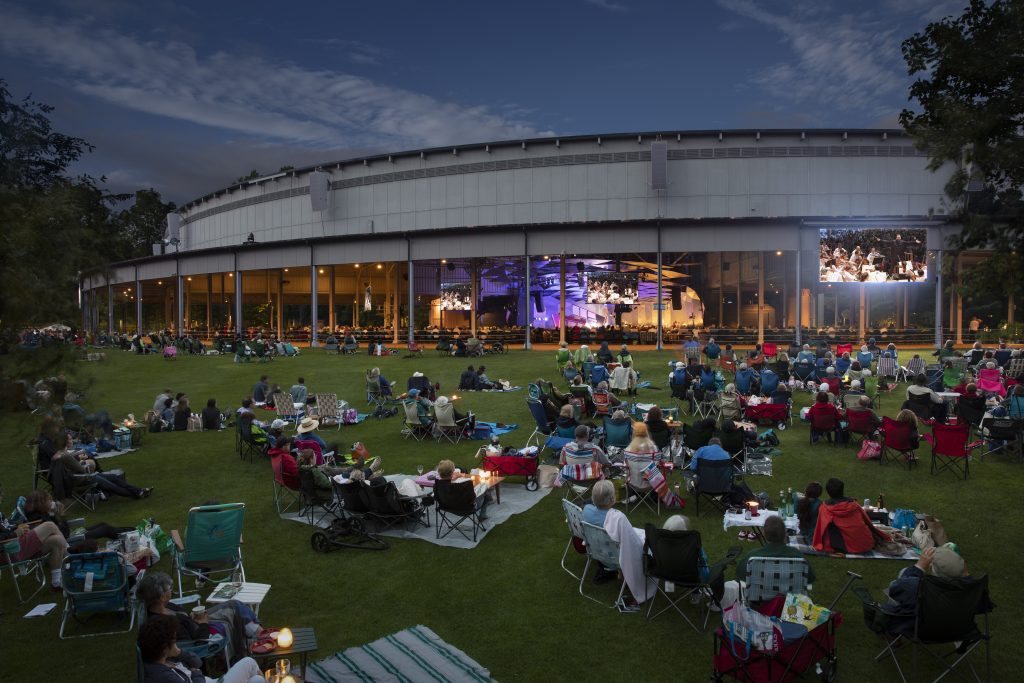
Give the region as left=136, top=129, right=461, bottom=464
left=582, top=480, right=657, bottom=606
left=719, top=383, right=742, bottom=422
left=137, top=571, right=260, bottom=650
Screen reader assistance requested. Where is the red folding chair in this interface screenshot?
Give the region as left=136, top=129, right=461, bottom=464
left=761, top=342, right=777, bottom=361
left=835, top=343, right=853, bottom=356
left=845, top=408, right=876, bottom=446
left=924, top=423, right=983, bottom=480
left=824, top=377, right=841, bottom=396
left=809, top=409, right=840, bottom=447
left=880, top=416, right=917, bottom=469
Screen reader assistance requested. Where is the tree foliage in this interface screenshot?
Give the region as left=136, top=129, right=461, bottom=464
left=900, top=0, right=1024, bottom=299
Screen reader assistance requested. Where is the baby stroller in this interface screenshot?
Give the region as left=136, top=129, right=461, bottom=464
left=744, top=400, right=792, bottom=430
left=310, top=479, right=390, bottom=553
left=712, top=571, right=861, bottom=683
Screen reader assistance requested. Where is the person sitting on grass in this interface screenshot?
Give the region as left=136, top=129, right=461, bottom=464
left=172, top=397, right=191, bottom=432
left=796, top=481, right=823, bottom=544
left=0, top=485, right=68, bottom=590
left=289, top=377, right=308, bottom=405
left=200, top=398, right=223, bottom=431
left=476, top=365, right=496, bottom=390
left=812, top=478, right=890, bottom=554
left=720, top=515, right=816, bottom=609
left=458, top=365, right=478, bottom=391
left=251, top=375, right=270, bottom=404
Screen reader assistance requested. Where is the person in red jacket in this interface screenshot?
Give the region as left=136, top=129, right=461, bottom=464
left=268, top=437, right=300, bottom=489
left=812, top=478, right=889, bottom=554
left=808, top=392, right=845, bottom=444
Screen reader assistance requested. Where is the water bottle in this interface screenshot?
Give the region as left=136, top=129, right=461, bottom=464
left=778, top=490, right=786, bottom=519
left=787, top=487, right=793, bottom=517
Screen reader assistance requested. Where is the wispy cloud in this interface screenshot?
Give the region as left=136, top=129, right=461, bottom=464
left=301, top=37, right=393, bottom=67
left=585, top=0, right=628, bottom=12
left=715, top=0, right=911, bottom=120
left=0, top=3, right=550, bottom=150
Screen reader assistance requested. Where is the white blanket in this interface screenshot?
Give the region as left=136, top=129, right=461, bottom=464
left=603, top=509, right=657, bottom=603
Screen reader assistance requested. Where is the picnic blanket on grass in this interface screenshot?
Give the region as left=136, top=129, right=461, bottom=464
left=463, top=386, right=522, bottom=393
left=91, top=447, right=138, bottom=460
left=472, top=421, right=518, bottom=438
left=305, top=624, right=494, bottom=683
left=281, top=474, right=549, bottom=549
left=790, top=538, right=918, bottom=561
left=635, top=380, right=653, bottom=390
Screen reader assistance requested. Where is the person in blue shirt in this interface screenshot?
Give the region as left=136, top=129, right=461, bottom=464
left=797, top=344, right=817, bottom=364
left=704, top=338, right=721, bottom=361
left=689, top=437, right=731, bottom=471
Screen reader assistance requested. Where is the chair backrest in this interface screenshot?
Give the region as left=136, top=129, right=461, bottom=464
left=857, top=351, right=874, bottom=368
left=366, top=374, right=382, bottom=396
left=434, top=402, right=456, bottom=427
left=993, top=349, right=1012, bottom=367
left=580, top=521, right=620, bottom=570
left=273, top=393, right=297, bottom=418
left=718, top=429, right=745, bottom=454
left=956, top=396, right=987, bottom=426
left=845, top=408, right=874, bottom=434
left=592, top=391, right=611, bottom=416
left=434, top=478, right=476, bottom=513
left=836, top=343, right=853, bottom=356
left=977, top=367, right=1002, bottom=384
left=744, top=557, right=810, bottom=604
left=315, top=393, right=340, bottom=420
left=528, top=383, right=542, bottom=400
left=364, top=480, right=412, bottom=516
left=526, top=398, right=552, bottom=435
left=695, top=457, right=733, bottom=494
left=649, top=424, right=671, bottom=450
left=930, top=423, right=970, bottom=457
left=881, top=416, right=915, bottom=451
left=403, top=401, right=422, bottom=426
left=684, top=423, right=714, bottom=450
left=762, top=342, right=777, bottom=358
left=180, top=503, right=245, bottom=566
left=337, top=480, right=371, bottom=514
left=916, top=574, right=990, bottom=643
left=982, top=416, right=1021, bottom=439
left=644, top=523, right=703, bottom=584
left=603, top=418, right=632, bottom=448
left=562, top=498, right=586, bottom=540
left=62, top=551, right=129, bottom=613
left=759, top=370, right=779, bottom=396
left=906, top=357, right=926, bottom=375
left=563, top=444, right=595, bottom=467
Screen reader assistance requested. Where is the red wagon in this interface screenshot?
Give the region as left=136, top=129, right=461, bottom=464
left=480, top=452, right=540, bottom=491
left=744, top=401, right=792, bottom=430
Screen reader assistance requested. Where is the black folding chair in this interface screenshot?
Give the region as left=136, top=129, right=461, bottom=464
left=643, top=525, right=737, bottom=632
left=363, top=479, right=431, bottom=530
left=692, top=458, right=734, bottom=516
left=980, top=416, right=1023, bottom=462
left=855, top=574, right=992, bottom=683
left=434, top=479, right=486, bottom=542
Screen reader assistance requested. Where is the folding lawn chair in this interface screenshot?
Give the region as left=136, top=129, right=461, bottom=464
left=578, top=521, right=626, bottom=608
left=835, top=343, right=853, bottom=357
left=925, top=422, right=982, bottom=480
left=643, top=525, right=728, bottom=631
left=272, top=392, right=300, bottom=424
left=363, top=480, right=431, bottom=530
left=855, top=574, right=992, bottom=683
left=560, top=499, right=588, bottom=581
left=171, top=503, right=245, bottom=598
left=314, top=393, right=343, bottom=430
left=236, top=420, right=263, bottom=463
left=880, top=416, right=918, bottom=469
left=402, top=401, right=433, bottom=441
left=297, top=467, right=337, bottom=528
left=761, top=342, right=778, bottom=361
left=844, top=408, right=876, bottom=447
left=434, top=479, right=486, bottom=542
left=59, top=551, right=135, bottom=638
left=693, top=458, right=733, bottom=516
left=980, top=416, right=1023, bottom=461
left=602, top=417, right=632, bottom=455
left=30, top=443, right=52, bottom=492
left=271, top=455, right=302, bottom=514
left=1, top=535, right=47, bottom=603
left=624, top=454, right=660, bottom=514
left=434, top=402, right=470, bottom=444
left=366, top=372, right=388, bottom=410
left=1004, top=357, right=1023, bottom=377
left=693, top=389, right=721, bottom=421
left=718, top=429, right=747, bottom=475
left=559, top=456, right=603, bottom=507
left=525, top=398, right=572, bottom=456
left=903, top=356, right=926, bottom=380
left=809, top=410, right=840, bottom=447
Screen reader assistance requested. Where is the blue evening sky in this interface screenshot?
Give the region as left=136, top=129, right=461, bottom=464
left=0, top=0, right=966, bottom=202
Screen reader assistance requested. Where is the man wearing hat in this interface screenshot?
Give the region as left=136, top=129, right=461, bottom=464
left=404, top=388, right=433, bottom=425
left=667, top=361, right=687, bottom=386
left=295, top=416, right=331, bottom=452
left=880, top=544, right=972, bottom=635
left=434, top=395, right=475, bottom=432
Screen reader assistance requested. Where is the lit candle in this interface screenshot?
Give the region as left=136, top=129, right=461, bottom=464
left=277, top=627, right=293, bottom=648
left=747, top=501, right=760, bottom=517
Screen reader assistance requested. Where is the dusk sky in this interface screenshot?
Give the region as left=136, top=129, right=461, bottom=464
left=0, top=0, right=966, bottom=203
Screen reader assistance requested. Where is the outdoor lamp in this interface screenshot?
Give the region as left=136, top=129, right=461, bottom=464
left=747, top=501, right=760, bottom=517
left=277, top=627, right=293, bottom=648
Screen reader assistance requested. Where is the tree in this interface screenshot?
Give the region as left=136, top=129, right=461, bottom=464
left=112, top=188, right=177, bottom=261
left=900, top=0, right=1024, bottom=307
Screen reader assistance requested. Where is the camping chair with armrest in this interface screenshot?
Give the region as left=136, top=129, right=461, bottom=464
left=742, top=556, right=810, bottom=606
left=835, top=356, right=852, bottom=376
left=402, top=401, right=433, bottom=441
left=323, top=337, right=340, bottom=355
left=835, top=343, right=853, bottom=357
left=525, top=398, right=572, bottom=455
left=560, top=448, right=605, bottom=506
left=993, top=349, right=1012, bottom=368
left=979, top=416, right=1023, bottom=461
left=366, top=372, right=387, bottom=410
left=560, top=499, right=588, bottom=581
left=434, top=402, right=470, bottom=444
left=718, top=429, right=747, bottom=475
left=956, top=396, right=988, bottom=440
left=363, top=479, right=431, bottom=530
left=857, top=351, right=874, bottom=369
left=314, top=393, right=343, bottom=431
left=683, top=422, right=715, bottom=452
left=844, top=408, right=876, bottom=447
left=271, top=455, right=302, bottom=514
left=235, top=420, right=263, bottom=464
left=435, top=338, right=451, bottom=356
left=643, top=525, right=737, bottom=631
left=171, top=503, right=245, bottom=598
left=854, top=574, right=992, bottom=683
left=59, top=550, right=135, bottom=638
left=569, top=384, right=593, bottom=416
left=976, top=367, right=1006, bottom=398
left=649, top=423, right=674, bottom=461
left=924, top=423, right=982, bottom=480
left=904, top=393, right=936, bottom=422
left=809, top=409, right=841, bottom=447
left=624, top=453, right=660, bottom=515
left=555, top=347, right=572, bottom=371
left=46, top=456, right=101, bottom=512
left=433, top=479, right=486, bottom=542
left=602, top=418, right=632, bottom=456
left=1, top=534, right=47, bottom=604
left=880, top=416, right=918, bottom=469
left=590, top=364, right=609, bottom=390
left=297, top=467, right=336, bottom=528
left=761, top=342, right=778, bottom=361
left=693, top=458, right=733, bottom=516
left=592, top=390, right=613, bottom=419
left=578, top=521, right=626, bottom=608
left=30, top=443, right=55, bottom=494
left=793, top=362, right=817, bottom=384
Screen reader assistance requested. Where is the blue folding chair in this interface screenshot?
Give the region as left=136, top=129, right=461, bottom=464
left=171, top=503, right=246, bottom=598
left=59, top=551, right=135, bottom=638
left=525, top=398, right=571, bottom=454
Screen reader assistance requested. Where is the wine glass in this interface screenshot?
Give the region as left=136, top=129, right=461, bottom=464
left=416, top=464, right=424, bottom=476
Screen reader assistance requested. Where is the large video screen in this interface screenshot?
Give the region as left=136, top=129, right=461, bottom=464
left=586, top=272, right=639, bottom=305
left=440, top=283, right=472, bottom=311
left=819, top=228, right=928, bottom=283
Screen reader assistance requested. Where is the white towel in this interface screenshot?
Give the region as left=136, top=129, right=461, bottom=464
left=603, top=509, right=657, bottom=603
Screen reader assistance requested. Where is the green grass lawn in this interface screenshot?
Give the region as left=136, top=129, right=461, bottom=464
left=1, top=348, right=1019, bottom=682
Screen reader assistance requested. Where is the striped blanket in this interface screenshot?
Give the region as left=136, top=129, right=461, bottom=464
left=305, top=625, right=494, bottom=683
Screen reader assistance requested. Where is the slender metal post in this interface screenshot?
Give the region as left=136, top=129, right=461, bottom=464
left=524, top=248, right=532, bottom=350
left=135, top=276, right=143, bottom=334
left=310, top=265, right=319, bottom=347
left=234, top=271, right=242, bottom=336
left=176, top=272, right=184, bottom=335
left=559, top=255, right=567, bottom=344
left=795, top=250, right=802, bottom=345
left=935, top=250, right=943, bottom=348
left=656, top=242, right=663, bottom=350
left=757, top=251, right=765, bottom=344
left=107, top=284, right=114, bottom=335
left=407, top=257, right=415, bottom=344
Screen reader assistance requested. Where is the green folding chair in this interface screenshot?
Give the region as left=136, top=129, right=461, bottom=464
left=171, top=503, right=246, bottom=597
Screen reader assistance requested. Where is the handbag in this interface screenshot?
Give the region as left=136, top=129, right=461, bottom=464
left=187, top=414, right=203, bottom=432
left=857, top=440, right=881, bottom=460
left=722, top=602, right=782, bottom=656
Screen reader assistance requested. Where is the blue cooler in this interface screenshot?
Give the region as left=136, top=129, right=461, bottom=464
left=113, top=428, right=131, bottom=451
